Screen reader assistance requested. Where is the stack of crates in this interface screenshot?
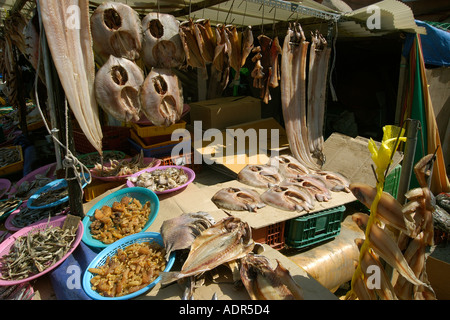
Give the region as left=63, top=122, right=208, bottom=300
left=128, top=121, right=190, bottom=158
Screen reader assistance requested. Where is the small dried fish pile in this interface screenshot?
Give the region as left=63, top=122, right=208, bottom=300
left=89, top=241, right=166, bottom=297
left=0, top=199, right=21, bottom=219
left=80, top=152, right=125, bottom=168
left=211, top=187, right=266, bottom=213
left=92, top=152, right=157, bottom=178
left=160, top=212, right=215, bottom=260
left=129, top=167, right=188, bottom=192
left=0, top=282, right=35, bottom=300
left=90, top=196, right=151, bottom=244
left=0, top=232, right=10, bottom=245
left=0, top=147, right=21, bottom=168
left=240, top=253, right=303, bottom=300
left=31, top=185, right=68, bottom=207
left=0, top=225, right=77, bottom=280
left=10, top=205, right=67, bottom=229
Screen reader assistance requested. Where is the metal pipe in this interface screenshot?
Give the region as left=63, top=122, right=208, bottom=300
left=397, top=119, right=420, bottom=205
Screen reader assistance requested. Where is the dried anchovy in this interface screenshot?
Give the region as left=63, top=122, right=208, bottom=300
left=0, top=147, right=21, bottom=168
left=0, top=199, right=21, bottom=218
left=0, top=232, right=10, bottom=245
left=0, top=282, right=35, bottom=300
left=32, top=185, right=68, bottom=207
left=0, top=224, right=77, bottom=281
left=10, top=204, right=68, bottom=229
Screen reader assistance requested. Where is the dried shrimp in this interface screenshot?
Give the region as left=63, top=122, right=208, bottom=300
left=89, top=196, right=151, bottom=244
left=89, top=241, right=166, bottom=297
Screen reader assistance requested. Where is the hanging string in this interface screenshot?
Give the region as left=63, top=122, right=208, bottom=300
left=329, top=21, right=338, bottom=102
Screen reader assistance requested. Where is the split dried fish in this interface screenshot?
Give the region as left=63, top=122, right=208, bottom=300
left=211, top=187, right=266, bottom=213
left=160, top=217, right=254, bottom=286
left=267, top=155, right=310, bottom=178
left=0, top=224, right=77, bottom=280
left=160, top=212, right=215, bottom=260
left=129, top=167, right=188, bottom=192
left=280, top=175, right=332, bottom=202
left=240, top=253, right=304, bottom=300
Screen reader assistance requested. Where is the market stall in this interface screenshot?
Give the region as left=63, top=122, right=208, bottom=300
left=0, top=0, right=449, bottom=302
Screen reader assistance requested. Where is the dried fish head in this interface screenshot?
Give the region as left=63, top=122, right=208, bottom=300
left=237, top=164, right=282, bottom=189
left=91, top=2, right=142, bottom=63
left=142, top=13, right=185, bottom=69
left=95, top=55, right=144, bottom=122
left=211, top=187, right=266, bottom=212
left=140, top=68, right=184, bottom=127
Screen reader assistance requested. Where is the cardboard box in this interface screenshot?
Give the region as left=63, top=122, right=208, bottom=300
left=189, top=96, right=261, bottom=130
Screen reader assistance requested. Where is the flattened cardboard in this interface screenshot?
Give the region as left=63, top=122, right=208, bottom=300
left=322, top=133, right=403, bottom=186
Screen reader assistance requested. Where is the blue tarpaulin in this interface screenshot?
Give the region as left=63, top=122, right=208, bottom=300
left=403, top=20, right=450, bottom=67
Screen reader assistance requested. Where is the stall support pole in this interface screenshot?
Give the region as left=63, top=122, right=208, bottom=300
left=397, top=119, right=420, bottom=205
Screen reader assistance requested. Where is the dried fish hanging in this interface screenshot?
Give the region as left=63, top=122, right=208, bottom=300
left=307, top=31, right=331, bottom=166
left=346, top=125, right=437, bottom=300
left=280, top=22, right=320, bottom=171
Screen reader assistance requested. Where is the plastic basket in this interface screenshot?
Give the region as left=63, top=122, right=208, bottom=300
left=252, top=221, right=285, bottom=250
left=131, top=120, right=186, bottom=138
left=82, top=232, right=175, bottom=300
left=83, top=180, right=124, bottom=202
left=126, top=165, right=195, bottom=195
left=0, top=178, right=11, bottom=198
left=90, top=157, right=161, bottom=182
left=384, top=164, right=402, bottom=199
left=0, top=146, right=23, bottom=177
left=128, top=138, right=188, bottom=158
left=81, top=187, right=160, bottom=251
left=0, top=215, right=84, bottom=286
left=73, top=125, right=130, bottom=154
left=160, top=152, right=202, bottom=173
left=8, top=163, right=57, bottom=199
left=285, top=205, right=346, bottom=250
left=0, top=199, right=23, bottom=223
left=27, top=173, right=89, bottom=210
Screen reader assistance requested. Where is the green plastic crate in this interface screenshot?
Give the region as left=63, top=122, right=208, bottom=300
left=285, top=205, right=346, bottom=249
left=384, top=164, right=402, bottom=199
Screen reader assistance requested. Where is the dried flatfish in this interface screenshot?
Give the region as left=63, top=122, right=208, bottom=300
left=237, top=164, right=283, bottom=189
left=160, top=212, right=215, bottom=260
left=260, top=185, right=315, bottom=212
left=211, top=187, right=266, bottom=212
left=129, top=167, right=189, bottom=192
left=0, top=224, right=77, bottom=280
left=160, top=216, right=254, bottom=286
